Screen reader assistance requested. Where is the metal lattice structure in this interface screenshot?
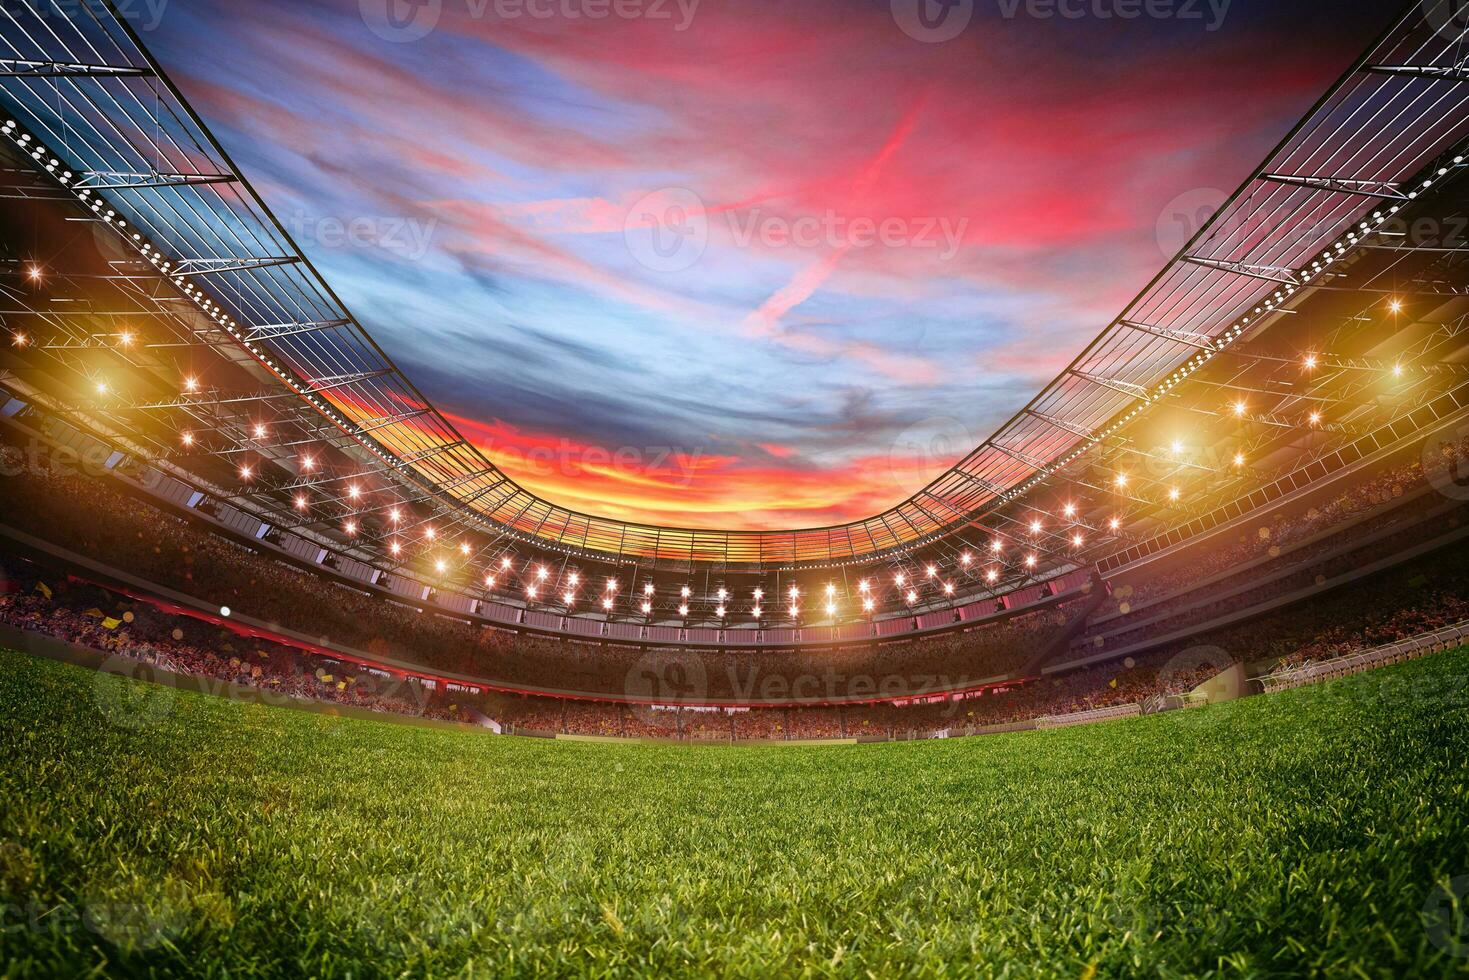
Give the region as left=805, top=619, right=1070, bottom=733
left=4, top=0, right=1469, bottom=633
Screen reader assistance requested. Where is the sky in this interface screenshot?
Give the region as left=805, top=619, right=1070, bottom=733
left=147, top=0, right=1393, bottom=530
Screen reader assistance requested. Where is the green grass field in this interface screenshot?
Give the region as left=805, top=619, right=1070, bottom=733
left=2, top=647, right=1469, bottom=978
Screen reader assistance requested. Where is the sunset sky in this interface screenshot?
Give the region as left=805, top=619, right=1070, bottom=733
left=149, top=0, right=1391, bottom=530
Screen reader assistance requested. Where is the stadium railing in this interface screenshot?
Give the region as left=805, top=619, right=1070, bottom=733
left=1260, top=620, right=1469, bottom=693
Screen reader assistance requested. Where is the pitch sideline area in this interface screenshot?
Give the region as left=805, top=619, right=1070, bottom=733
left=1, top=645, right=1468, bottom=977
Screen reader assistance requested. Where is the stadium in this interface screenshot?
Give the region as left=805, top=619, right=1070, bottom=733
left=2, top=0, right=1469, bottom=974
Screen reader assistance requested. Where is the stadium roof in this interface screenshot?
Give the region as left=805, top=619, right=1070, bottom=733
left=4, top=0, right=1469, bottom=625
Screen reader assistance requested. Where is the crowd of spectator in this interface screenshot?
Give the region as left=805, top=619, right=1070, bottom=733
left=0, top=433, right=1097, bottom=699
left=0, top=567, right=479, bottom=725
left=1110, top=435, right=1469, bottom=611
left=2, top=423, right=1468, bottom=742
